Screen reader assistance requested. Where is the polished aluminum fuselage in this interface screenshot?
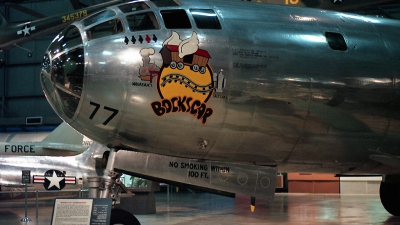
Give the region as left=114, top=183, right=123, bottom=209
left=41, top=0, right=400, bottom=174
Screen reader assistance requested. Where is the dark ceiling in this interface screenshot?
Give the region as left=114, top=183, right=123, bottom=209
left=0, top=0, right=399, bottom=19
left=344, top=2, right=400, bottom=20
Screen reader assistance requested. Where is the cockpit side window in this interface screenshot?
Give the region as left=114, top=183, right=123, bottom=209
left=151, top=0, right=180, bottom=7
left=190, top=9, right=221, bottom=29
left=126, top=12, right=160, bottom=31
left=160, top=9, right=191, bottom=29
left=86, top=18, right=124, bottom=40
left=118, top=2, right=150, bottom=13
left=83, top=10, right=116, bottom=27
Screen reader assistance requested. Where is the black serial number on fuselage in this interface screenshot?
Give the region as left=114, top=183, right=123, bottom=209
left=4, top=145, right=35, bottom=153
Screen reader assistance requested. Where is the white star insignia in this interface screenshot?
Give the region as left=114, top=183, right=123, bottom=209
left=46, top=171, right=64, bottom=189
left=17, top=25, right=36, bottom=36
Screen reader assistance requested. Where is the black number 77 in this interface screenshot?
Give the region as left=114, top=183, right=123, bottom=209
left=89, top=101, right=119, bottom=125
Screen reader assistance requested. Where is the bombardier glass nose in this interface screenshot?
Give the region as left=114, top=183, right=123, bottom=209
left=40, top=25, right=84, bottom=119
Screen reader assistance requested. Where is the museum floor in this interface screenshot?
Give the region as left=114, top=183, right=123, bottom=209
left=1, top=191, right=400, bottom=225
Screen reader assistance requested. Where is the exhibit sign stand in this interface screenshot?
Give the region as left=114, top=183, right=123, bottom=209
left=51, top=198, right=112, bottom=225
left=21, top=170, right=31, bottom=222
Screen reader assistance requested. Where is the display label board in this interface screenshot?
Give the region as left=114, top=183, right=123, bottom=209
left=22, top=170, right=30, bottom=184
left=51, top=198, right=111, bottom=225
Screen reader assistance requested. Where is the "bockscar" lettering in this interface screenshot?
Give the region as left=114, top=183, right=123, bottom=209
left=151, top=96, right=213, bottom=124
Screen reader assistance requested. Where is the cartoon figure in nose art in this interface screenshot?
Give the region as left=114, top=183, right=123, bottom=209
left=149, top=31, right=225, bottom=124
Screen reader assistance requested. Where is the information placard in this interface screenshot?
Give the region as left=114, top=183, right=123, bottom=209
left=51, top=198, right=111, bottom=225
left=22, top=170, right=30, bottom=184
left=90, top=198, right=112, bottom=225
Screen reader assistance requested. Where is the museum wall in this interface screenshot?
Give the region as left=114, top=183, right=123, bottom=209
left=0, top=0, right=105, bottom=130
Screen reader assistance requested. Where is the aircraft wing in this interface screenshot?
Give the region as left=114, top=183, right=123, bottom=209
left=0, top=0, right=125, bottom=51
left=41, top=144, right=87, bottom=153
left=0, top=122, right=89, bottom=156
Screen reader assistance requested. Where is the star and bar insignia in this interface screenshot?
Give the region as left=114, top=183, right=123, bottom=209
left=17, top=25, right=36, bottom=36
left=33, top=169, right=76, bottom=190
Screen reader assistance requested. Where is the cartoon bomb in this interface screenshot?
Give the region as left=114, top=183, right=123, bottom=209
left=150, top=31, right=225, bottom=124
left=158, top=31, right=214, bottom=102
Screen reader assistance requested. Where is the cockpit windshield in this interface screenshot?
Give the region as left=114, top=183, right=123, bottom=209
left=48, top=26, right=82, bottom=56
left=52, top=47, right=84, bottom=98
left=161, top=9, right=191, bottom=29
left=126, top=12, right=159, bottom=31
left=150, top=0, right=180, bottom=7
left=83, top=9, right=117, bottom=27
left=86, top=18, right=124, bottom=40
left=41, top=25, right=84, bottom=119
left=118, top=2, right=150, bottom=13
